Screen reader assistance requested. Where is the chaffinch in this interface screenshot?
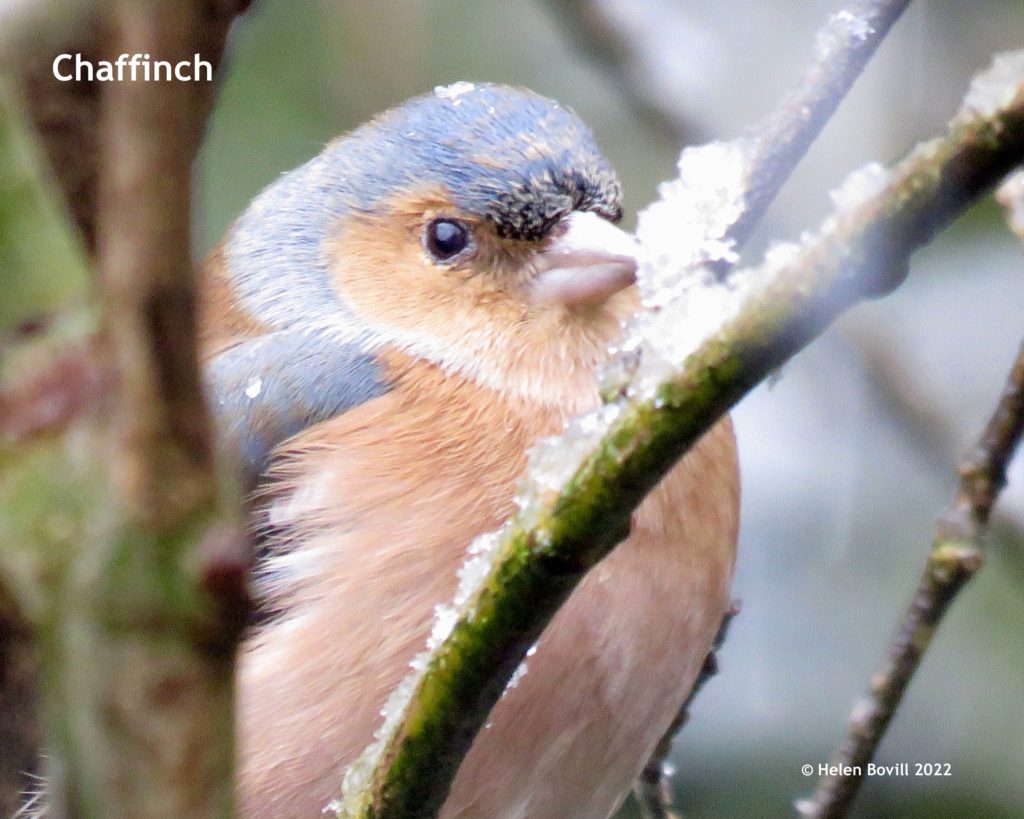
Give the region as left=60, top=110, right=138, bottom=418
left=200, top=82, right=740, bottom=819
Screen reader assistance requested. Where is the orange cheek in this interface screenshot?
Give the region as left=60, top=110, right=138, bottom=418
left=325, top=212, right=528, bottom=345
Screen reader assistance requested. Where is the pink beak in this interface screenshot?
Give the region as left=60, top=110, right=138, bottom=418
left=529, top=211, right=641, bottom=309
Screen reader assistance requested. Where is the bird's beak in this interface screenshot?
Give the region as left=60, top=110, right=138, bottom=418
left=529, top=211, right=641, bottom=310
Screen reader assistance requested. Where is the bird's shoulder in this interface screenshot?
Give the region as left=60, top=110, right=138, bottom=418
left=204, top=324, right=388, bottom=492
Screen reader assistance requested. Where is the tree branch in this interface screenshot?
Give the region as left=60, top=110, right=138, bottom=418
left=797, top=334, right=1024, bottom=819
left=632, top=604, right=738, bottom=819
left=727, top=0, right=911, bottom=252
left=1, top=2, right=250, bottom=816
left=0, top=68, right=97, bottom=818
left=796, top=165, right=1024, bottom=819
left=545, top=0, right=911, bottom=260
left=336, top=47, right=1024, bottom=819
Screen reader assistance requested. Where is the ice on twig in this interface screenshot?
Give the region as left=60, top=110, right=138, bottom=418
left=337, top=667, right=421, bottom=815
left=336, top=521, right=513, bottom=815
left=815, top=8, right=875, bottom=62
left=828, top=161, right=890, bottom=212
left=959, top=50, right=1024, bottom=120
left=610, top=137, right=761, bottom=399
left=635, top=139, right=752, bottom=307
left=514, top=403, right=623, bottom=527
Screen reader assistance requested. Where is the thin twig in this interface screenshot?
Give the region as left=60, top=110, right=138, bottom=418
left=338, top=51, right=1024, bottom=819
left=546, top=0, right=911, bottom=264
left=728, top=0, right=911, bottom=255
left=632, top=604, right=739, bottom=819
left=797, top=338, right=1024, bottom=819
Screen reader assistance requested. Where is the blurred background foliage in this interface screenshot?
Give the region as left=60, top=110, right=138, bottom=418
left=197, top=2, right=1024, bottom=817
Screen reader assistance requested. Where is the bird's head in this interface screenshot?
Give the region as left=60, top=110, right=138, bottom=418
left=223, top=82, right=641, bottom=407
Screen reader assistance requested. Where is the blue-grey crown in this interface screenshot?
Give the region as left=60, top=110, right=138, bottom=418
left=327, top=82, right=623, bottom=239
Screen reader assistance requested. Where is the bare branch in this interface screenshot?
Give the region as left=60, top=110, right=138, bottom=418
left=546, top=0, right=911, bottom=262
left=728, top=0, right=911, bottom=252
left=797, top=335, right=1024, bottom=819
left=632, top=604, right=738, bottom=819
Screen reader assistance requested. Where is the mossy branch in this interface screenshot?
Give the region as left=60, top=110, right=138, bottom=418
left=337, top=47, right=1024, bottom=819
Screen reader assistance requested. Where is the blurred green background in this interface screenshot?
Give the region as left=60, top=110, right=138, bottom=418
left=198, top=2, right=1024, bottom=817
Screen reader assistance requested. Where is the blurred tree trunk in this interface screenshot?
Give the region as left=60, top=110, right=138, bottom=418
left=1, top=3, right=249, bottom=816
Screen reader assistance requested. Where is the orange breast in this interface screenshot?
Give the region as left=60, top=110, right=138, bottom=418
left=236, top=351, right=739, bottom=819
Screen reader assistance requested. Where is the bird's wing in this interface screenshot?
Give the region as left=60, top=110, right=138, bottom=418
left=204, top=325, right=388, bottom=491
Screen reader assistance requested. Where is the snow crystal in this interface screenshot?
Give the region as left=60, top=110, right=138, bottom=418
left=835, top=9, right=874, bottom=40
left=828, top=162, right=890, bottom=211
left=337, top=667, right=421, bottom=815
left=513, top=403, right=623, bottom=527
left=815, top=9, right=874, bottom=62
left=244, top=377, right=263, bottom=399
left=762, top=240, right=804, bottom=270
left=960, top=50, right=1024, bottom=119
left=618, top=282, right=754, bottom=401
left=504, top=659, right=528, bottom=692
left=604, top=137, right=766, bottom=400
left=635, top=139, right=753, bottom=308
left=428, top=604, right=458, bottom=651
left=434, top=81, right=476, bottom=103
left=454, top=529, right=503, bottom=609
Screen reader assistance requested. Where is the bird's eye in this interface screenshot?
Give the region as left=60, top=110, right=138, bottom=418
left=424, top=218, right=471, bottom=262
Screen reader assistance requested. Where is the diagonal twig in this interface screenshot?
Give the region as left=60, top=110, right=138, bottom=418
left=797, top=161, right=1024, bottom=819
left=727, top=0, right=912, bottom=253
left=797, top=338, right=1024, bottom=819
left=546, top=0, right=912, bottom=265
left=632, top=604, right=739, bottom=819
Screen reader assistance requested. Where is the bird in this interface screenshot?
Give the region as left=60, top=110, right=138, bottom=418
left=199, top=82, right=740, bottom=819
